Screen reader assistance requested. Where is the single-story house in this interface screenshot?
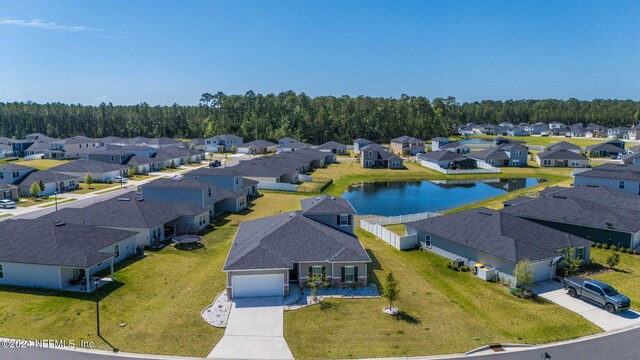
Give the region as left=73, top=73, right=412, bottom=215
left=39, top=192, right=210, bottom=247
left=277, top=141, right=310, bottom=152
left=535, top=149, right=590, bottom=168
left=317, top=141, right=348, bottom=155
left=49, top=159, right=129, bottom=182
left=223, top=196, right=370, bottom=298
left=0, top=219, right=137, bottom=292
left=237, top=140, right=278, bottom=154
left=503, top=185, right=640, bottom=248
left=467, top=143, right=527, bottom=167
left=16, top=170, right=81, bottom=196
left=585, top=142, right=626, bottom=158
left=545, top=141, right=582, bottom=154
left=417, top=151, right=476, bottom=170
left=406, top=208, right=592, bottom=285
left=573, top=163, right=640, bottom=195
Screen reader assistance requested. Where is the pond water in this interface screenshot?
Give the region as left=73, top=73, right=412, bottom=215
left=341, top=178, right=543, bottom=216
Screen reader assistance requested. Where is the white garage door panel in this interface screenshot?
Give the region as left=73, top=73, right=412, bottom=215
left=233, top=274, right=284, bottom=298
left=531, top=261, right=554, bottom=282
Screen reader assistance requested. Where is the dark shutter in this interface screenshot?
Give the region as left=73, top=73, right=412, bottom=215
left=322, top=266, right=326, bottom=278
left=337, top=215, right=340, bottom=225
left=308, top=266, right=313, bottom=278
left=354, top=266, right=358, bottom=281
left=341, top=267, right=346, bottom=282
left=347, top=215, right=351, bottom=225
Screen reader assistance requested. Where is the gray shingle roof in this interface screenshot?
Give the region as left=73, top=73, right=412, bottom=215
left=536, top=149, right=588, bottom=160
left=0, top=219, right=136, bottom=267
left=418, top=150, right=468, bottom=162
left=187, top=167, right=243, bottom=177
left=502, top=196, right=535, bottom=206
left=50, top=159, right=129, bottom=173
left=216, top=189, right=246, bottom=201
left=503, top=185, right=640, bottom=233
left=142, top=177, right=213, bottom=189
left=545, top=141, right=582, bottom=152
left=17, top=170, right=79, bottom=185
left=467, top=148, right=509, bottom=161
left=0, top=164, right=35, bottom=172
left=240, top=140, right=277, bottom=148
left=39, top=191, right=207, bottom=228
left=585, top=143, right=625, bottom=153
left=575, top=164, right=640, bottom=181
left=406, top=208, right=591, bottom=263
left=391, top=136, right=423, bottom=143
left=317, top=141, right=347, bottom=150
left=223, top=211, right=370, bottom=271
left=301, top=195, right=356, bottom=215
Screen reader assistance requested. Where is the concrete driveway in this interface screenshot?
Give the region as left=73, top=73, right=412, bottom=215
left=208, top=297, right=293, bottom=360
left=532, top=280, right=640, bottom=331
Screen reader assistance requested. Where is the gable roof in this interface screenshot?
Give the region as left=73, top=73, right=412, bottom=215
left=50, top=159, right=129, bottom=173
left=187, top=167, right=243, bottom=177
left=536, top=149, right=589, bottom=160
left=301, top=195, right=356, bottom=215
left=418, top=150, right=468, bottom=162
left=575, top=164, right=640, bottom=181
left=17, top=170, right=79, bottom=186
left=406, top=208, right=591, bottom=263
left=223, top=211, right=370, bottom=271
left=467, top=147, right=509, bottom=161
left=545, top=141, right=582, bottom=152
left=317, top=141, right=347, bottom=150
left=0, top=164, right=35, bottom=172
left=240, top=140, right=277, bottom=148
left=0, top=219, right=136, bottom=268
left=585, top=143, right=625, bottom=153
left=391, top=136, right=423, bottom=143
left=503, top=185, right=640, bottom=233
left=142, top=177, right=213, bottom=189
left=39, top=191, right=207, bottom=229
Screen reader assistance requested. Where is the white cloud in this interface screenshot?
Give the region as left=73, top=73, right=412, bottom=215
left=0, top=18, right=105, bottom=32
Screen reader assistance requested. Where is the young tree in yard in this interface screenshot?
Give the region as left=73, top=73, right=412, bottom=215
left=30, top=182, right=41, bottom=199
left=231, top=144, right=237, bottom=154
left=38, top=179, right=45, bottom=196
left=514, top=259, right=535, bottom=294
left=383, top=271, right=400, bottom=311
left=305, top=273, right=330, bottom=304
left=127, top=168, right=136, bottom=179
left=132, top=164, right=140, bottom=175
left=84, top=173, right=94, bottom=189
left=170, top=159, right=176, bottom=169
left=560, top=247, right=582, bottom=276
left=607, top=252, right=621, bottom=269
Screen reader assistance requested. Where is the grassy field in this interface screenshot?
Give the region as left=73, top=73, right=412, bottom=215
left=73, top=183, right=118, bottom=194
left=590, top=248, right=640, bottom=311
left=464, top=135, right=614, bottom=148
left=39, top=198, right=77, bottom=208
left=15, top=197, right=53, bottom=207
left=14, top=159, right=71, bottom=170
left=284, top=229, right=601, bottom=359
left=0, top=192, right=306, bottom=357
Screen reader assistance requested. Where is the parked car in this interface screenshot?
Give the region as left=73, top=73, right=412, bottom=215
left=209, top=160, right=221, bottom=167
left=0, top=199, right=16, bottom=209
left=563, top=276, right=630, bottom=313
left=112, top=176, right=128, bottom=183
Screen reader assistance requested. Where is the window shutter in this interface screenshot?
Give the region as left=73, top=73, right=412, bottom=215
left=341, top=267, right=345, bottom=282
left=336, top=215, right=340, bottom=225
left=354, top=266, right=358, bottom=280
left=322, top=266, right=326, bottom=278
left=308, top=267, right=313, bottom=277
left=347, top=215, right=351, bottom=225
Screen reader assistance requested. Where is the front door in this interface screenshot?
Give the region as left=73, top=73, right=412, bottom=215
left=289, top=264, right=299, bottom=283
left=59, top=181, right=64, bottom=192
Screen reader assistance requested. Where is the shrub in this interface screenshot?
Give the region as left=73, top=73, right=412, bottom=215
left=590, top=243, right=596, bottom=247
left=620, top=247, right=627, bottom=253
left=595, top=243, right=602, bottom=248
left=451, top=264, right=460, bottom=272
left=635, top=250, right=639, bottom=255
left=445, top=262, right=453, bottom=269
left=603, top=244, right=610, bottom=250
left=611, top=245, right=618, bottom=252
left=607, top=252, right=621, bottom=269
left=460, top=265, right=470, bottom=272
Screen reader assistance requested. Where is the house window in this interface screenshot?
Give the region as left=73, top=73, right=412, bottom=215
left=511, top=160, right=520, bottom=166
left=235, top=177, right=239, bottom=185
left=423, top=234, right=431, bottom=248
left=312, top=266, right=323, bottom=277
left=339, top=214, right=350, bottom=226
left=543, top=160, right=552, bottom=166
left=111, top=155, right=115, bottom=162
left=12, top=171, right=19, bottom=178
left=114, top=244, right=120, bottom=258
left=344, top=266, right=355, bottom=283
left=208, top=188, right=212, bottom=197
left=69, top=180, right=75, bottom=188
left=576, top=247, right=584, bottom=260
left=619, top=180, right=625, bottom=189
left=570, top=160, right=580, bottom=167
left=368, top=151, right=373, bottom=157
left=0, top=173, right=3, bottom=179
left=515, top=150, right=523, bottom=156
left=0, top=263, right=3, bottom=279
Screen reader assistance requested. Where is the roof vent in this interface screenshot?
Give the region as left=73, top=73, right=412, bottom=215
left=54, top=220, right=66, bottom=227
left=552, top=195, right=567, bottom=199
left=478, top=210, right=493, bottom=216
left=117, top=197, right=131, bottom=201
left=331, top=196, right=336, bottom=200
left=137, top=197, right=144, bottom=202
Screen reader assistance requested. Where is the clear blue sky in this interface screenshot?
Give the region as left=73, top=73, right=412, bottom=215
left=1, top=0, right=638, bottom=105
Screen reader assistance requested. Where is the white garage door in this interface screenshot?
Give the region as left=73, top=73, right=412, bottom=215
left=232, top=274, right=284, bottom=298
left=531, top=261, right=554, bottom=282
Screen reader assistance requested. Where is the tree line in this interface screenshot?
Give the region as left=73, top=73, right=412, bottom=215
left=1, top=92, right=639, bottom=144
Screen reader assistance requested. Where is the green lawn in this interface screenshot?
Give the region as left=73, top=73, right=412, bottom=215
left=464, top=135, right=612, bottom=148
left=39, top=198, right=77, bottom=208
left=382, top=223, right=406, bottom=234
left=15, top=197, right=53, bottom=207
left=14, top=159, right=71, bottom=170
left=590, top=248, right=640, bottom=311
left=0, top=192, right=305, bottom=357
left=74, top=183, right=118, bottom=194
left=284, top=229, right=601, bottom=359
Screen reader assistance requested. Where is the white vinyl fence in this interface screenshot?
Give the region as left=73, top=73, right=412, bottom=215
left=359, top=211, right=441, bottom=250
left=299, top=174, right=313, bottom=182
left=418, top=160, right=500, bottom=174
left=257, top=182, right=298, bottom=192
